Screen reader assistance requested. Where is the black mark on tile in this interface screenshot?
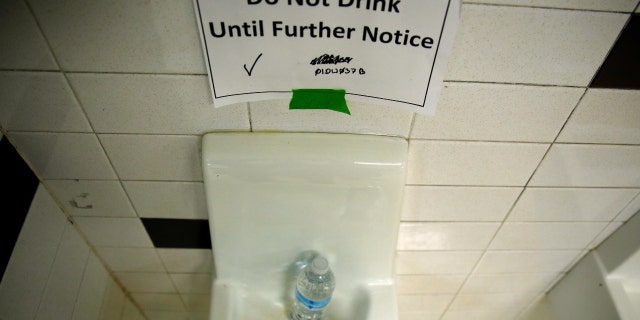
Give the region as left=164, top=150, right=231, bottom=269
left=0, top=137, right=39, bottom=282
left=591, top=14, right=640, bottom=89
left=141, top=218, right=212, bottom=249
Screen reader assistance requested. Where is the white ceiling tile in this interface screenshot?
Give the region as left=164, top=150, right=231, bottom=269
left=74, top=217, right=153, bottom=248
left=67, top=74, right=249, bottom=134
left=407, top=141, right=548, bottom=186
left=460, top=273, right=559, bottom=295
left=46, top=180, right=137, bottom=217
left=402, top=186, right=522, bottom=222
left=28, top=0, right=205, bottom=73
left=397, top=294, right=454, bottom=314
left=157, top=249, right=213, bottom=274
left=446, top=5, right=627, bottom=86
left=123, top=181, right=207, bottom=219
left=463, top=0, right=639, bottom=11
left=398, top=222, right=500, bottom=250
left=99, top=279, right=126, bottom=320
left=130, top=293, right=185, bottom=312
left=96, top=248, right=165, bottom=272
left=509, top=188, right=640, bottom=222
left=530, top=144, right=640, bottom=187
left=489, top=222, right=607, bottom=250
left=616, top=192, right=640, bottom=221
left=72, top=253, right=111, bottom=320
left=121, top=298, right=146, bottom=320
left=396, top=275, right=466, bottom=294
left=557, top=89, right=640, bottom=144
left=475, top=250, right=582, bottom=273
left=448, top=292, right=536, bottom=311
left=116, top=273, right=176, bottom=294
left=411, top=83, right=583, bottom=142
left=169, top=274, right=212, bottom=294
left=249, top=99, right=413, bottom=138
left=99, top=134, right=201, bottom=181
left=11, top=132, right=117, bottom=180
left=396, top=251, right=483, bottom=275
left=0, top=72, right=91, bottom=132
left=144, top=311, right=197, bottom=320
left=0, top=0, right=57, bottom=70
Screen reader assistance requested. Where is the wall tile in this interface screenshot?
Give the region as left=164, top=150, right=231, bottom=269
left=46, top=180, right=137, bottom=217
left=131, top=293, right=186, bottom=312
left=116, top=272, right=176, bottom=294
left=402, top=186, right=522, bottom=222
left=396, top=251, right=483, bottom=275
left=99, top=134, right=201, bottom=181
left=36, top=222, right=90, bottom=320
left=463, top=0, right=639, bottom=11
left=508, top=188, right=640, bottom=222
left=446, top=5, right=626, bottom=86
left=72, top=252, right=110, bottom=320
left=398, top=223, right=500, bottom=250
left=249, top=99, right=413, bottom=138
left=616, top=192, right=640, bottom=221
left=0, top=0, right=57, bottom=70
left=396, top=275, right=466, bottom=294
left=170, top=273, right=212, bottom=294
left=67, top=74, right=249, bottom=134
left=397, top=294, right=454, bottom=314
left=74, top=217, right=153, bottom=248
left=0, top=186, right=66, bottom=320
left=460, top=273, right=559, bottom=295
left=588, top=222, right=624, bottom=249
left=529, top=144, right=640, bottom=187
left=98, top=278, right=126, bottom=320
left=181, top=294, right=210, bottom=312
left=96, top=247, right=165, bottom=272
left=157, top=249, right=213, bottom=274
left=11, top=132, right=117, bottom=180
left=0, top=72, right=91, bottom=132
left=407, top=141, right=548, bottom=186
left=489, top=222, right=607, bottom=250
left=411, top=83, right=583, bottom=142
left=475, top=250, right=582, bottom=273
left=27, top=0, right=205, bottom=73
left=557, top=89, right=640, bottom=144
left=123, top=181, right=207, bottom=219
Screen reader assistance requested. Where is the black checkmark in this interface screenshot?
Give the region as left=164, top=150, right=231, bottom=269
left=243, top=53, right=263, bottom=76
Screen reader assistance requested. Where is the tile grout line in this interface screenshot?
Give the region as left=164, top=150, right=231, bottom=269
left=438, top=88, right=591, bottom=319
left=21, top=1, right=150, bottom=317
left=463, top=1, right=639, bottom=14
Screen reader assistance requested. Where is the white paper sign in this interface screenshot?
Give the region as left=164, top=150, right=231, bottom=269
left=193, top=0, right=460, bottom=114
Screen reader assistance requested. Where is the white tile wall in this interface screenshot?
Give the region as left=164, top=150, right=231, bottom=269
left=0, top=71, right=91, bottom=132
left=46, top=180, right=137, bottom=217
left=0, top=0, right=57, bottom=70
left=410, top=83, right=584, bottom=142
left=2, top=0, right=639, bottom=319
left=67, top=74, right=249, bottom=134
left=123, top=181, right=207, bottom=219
left=0, top=185, right=143, bottom=319
left=557, top=89, right=640, bottom=144
left=446, top=5, right=627, bottom=86
left=407, top=141, right=548, bottom=186
left=27, top=0, right=205, bottom=74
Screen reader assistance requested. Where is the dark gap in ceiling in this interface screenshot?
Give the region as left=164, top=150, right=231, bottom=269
left=141, top=218, right=212, bottom=249
left=0, top=137, right=40, bottom=282
left=590, top=14, right=640, bottom=89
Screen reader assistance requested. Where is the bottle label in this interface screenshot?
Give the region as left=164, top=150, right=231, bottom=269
left=296, top=289, right=331, bottom=311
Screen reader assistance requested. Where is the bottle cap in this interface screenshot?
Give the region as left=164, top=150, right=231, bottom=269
left=310, top=256, right=329, bottom=275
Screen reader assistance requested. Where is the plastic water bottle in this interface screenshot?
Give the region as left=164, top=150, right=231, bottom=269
left=291, top=256, right=335, bottom=320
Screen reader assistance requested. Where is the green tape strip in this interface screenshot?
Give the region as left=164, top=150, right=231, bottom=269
left=289, top=89, right=350, bottom=115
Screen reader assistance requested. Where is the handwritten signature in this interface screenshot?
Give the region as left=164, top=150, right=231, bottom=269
left=310, top=54, right=353, bottom=65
